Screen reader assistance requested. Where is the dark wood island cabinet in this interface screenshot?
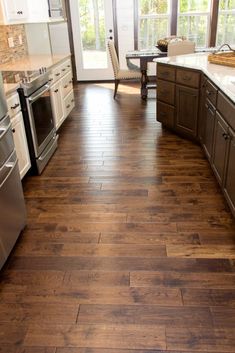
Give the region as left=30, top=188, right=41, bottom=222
left=156, top=62, right=235, bottom=217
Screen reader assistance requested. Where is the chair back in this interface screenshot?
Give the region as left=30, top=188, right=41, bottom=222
left=107, top=41, right=120, bottom=78
left=167, top=40, right=195, bottom=56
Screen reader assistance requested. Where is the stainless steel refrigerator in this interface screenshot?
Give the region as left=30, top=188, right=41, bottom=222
left=0, top=73, right=26, bottom=270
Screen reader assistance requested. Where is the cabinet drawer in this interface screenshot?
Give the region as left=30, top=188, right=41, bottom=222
left=60, top=59, right=72, bottom=76
left=157, top=101, right=175, bottom=128
left=217, top=91, right=235, bottom=130
left=157, top=64, right=175, bottom=82
left=7, top=92, right=21, bottom=118
left=61, top=71, right=73, bottom=98
left=157, top=80, right=175, bottom=105
left=176, top=68, right=200, bottom=88
left=63, top=90, right=75, bottom=117
left=205, top=79, right=217, bottom=107
left=52, top=64, right=62, bottom=82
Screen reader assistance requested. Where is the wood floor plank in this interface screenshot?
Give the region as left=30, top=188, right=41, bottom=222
left=0, top=303, right=79, bottom=324
left=65, top=270, right=130, bottom=287
left=55, top=349, right=199, bottom=353
left=100, top=232, right=201, bottom=245
left=14, top=243, right=167, bottom=258
left=0, top=347, right=56, bottom=353
left=182, top=288, right=235, bottom=307
left=166, top=245, right=235, bottom=258
left=130, top=271, right=235, bottom=289
left=77, top=304, right=213, bottom=327
left=8, top=256, right=234, bottom=272
left=166, top=327, right=235, bottom=352
left=23, top=324, right=166, bottom=350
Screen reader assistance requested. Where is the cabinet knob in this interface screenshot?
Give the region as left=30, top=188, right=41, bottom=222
left=222, top=132, right=230, bottom=140
left=54, top=89, right=59, bottom=93
left=12, top=128, right=15, bottom=133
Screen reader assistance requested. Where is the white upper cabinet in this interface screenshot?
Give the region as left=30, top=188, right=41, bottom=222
left=0, top=0, right=28, bottom=23
left=0, top=0, right=49, bottom=24
left=27, top=0, right=49, bottom=22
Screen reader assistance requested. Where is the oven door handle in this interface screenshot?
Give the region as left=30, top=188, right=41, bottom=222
left=28, top=84, right=50, bottom=103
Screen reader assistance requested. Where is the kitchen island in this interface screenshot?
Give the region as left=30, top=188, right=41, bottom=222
left=154, top=52, right=235, bottom=217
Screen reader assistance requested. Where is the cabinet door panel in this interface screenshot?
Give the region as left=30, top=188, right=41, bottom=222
left=176, top=68, right=200, bottom=88
left=157, top=101, right=175, bottom=129
left=4, top=0, right=28, bottom=20
left=224, top=129, right=235, bottom=216
left=157, top=80, right=175, bottom=105
left=50, top=81, right=64, bottom=130
left=157, top=64, right=175, bottom=82
left=176, top=85, right=198, bottom=137
left=198, top=75, right=207, bottom=142
left=212, top=112, right=229, bottom=185
left=203, top=100, right=216, bottom=161
left=12, top=111, right=31, bottom=179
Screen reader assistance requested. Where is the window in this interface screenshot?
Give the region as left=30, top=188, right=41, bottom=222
left=137, top=0, right=171, bottom=49
left=177, top=0, right=211, bottom=48
left=217, top=0, right=235, bottom=46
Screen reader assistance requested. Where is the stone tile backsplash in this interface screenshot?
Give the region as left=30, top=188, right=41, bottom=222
left=0, top=24, right=28, bottom=64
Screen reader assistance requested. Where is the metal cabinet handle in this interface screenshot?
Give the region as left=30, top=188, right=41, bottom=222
left=12, top=128, right=15, bottom=133
left=55, top=73, right=61, bottom=77
left=64, top=85, right=68, bottom=89
left=206, top=89, right=212, bottom=96
left=54, top=89, right=59, bottom=93
left=66, top=104, right=70, bottom=109
left=11, top=103, right=20, bottom=110
left=182, top=75, right=191, bottom=81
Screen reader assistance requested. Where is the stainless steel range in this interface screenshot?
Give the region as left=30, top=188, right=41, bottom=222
left=2, top=69, right=58, bottom=175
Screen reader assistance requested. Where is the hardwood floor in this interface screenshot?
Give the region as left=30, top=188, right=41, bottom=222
left=0, top=82, right=235, bottom=352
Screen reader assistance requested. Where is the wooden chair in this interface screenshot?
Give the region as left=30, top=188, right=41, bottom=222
left=167, top=40, right=195, bottom=56
left=107, top=41, right=141, bottom=99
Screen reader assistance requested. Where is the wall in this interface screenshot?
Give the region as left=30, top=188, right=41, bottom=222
left=48, top=22, right=70, bottom=55
left=116, top=0, right=135, bottom=70
left=0, top=24, right=28, bottom=64
left=25, top=23, right=51, bottom=55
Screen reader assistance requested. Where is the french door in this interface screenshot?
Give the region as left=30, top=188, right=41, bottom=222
left=70, top=0, right=115, bottom=81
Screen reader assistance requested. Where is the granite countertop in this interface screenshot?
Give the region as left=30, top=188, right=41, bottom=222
left=154, top=52, right=235, bottom=104
left=0, top=54, right=71, bottom=72
left=1, top=54, right=71, bottom=96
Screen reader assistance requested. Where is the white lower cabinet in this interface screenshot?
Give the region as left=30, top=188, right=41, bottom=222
left=50, top=58, right=75, bottom=131
left=11, top=111, right=31, bottom=179
left=63, top=90, right=75, bottom=117
left=50, top=80, right=65, bottom=130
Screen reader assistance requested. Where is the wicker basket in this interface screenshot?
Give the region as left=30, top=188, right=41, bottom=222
left=208, top=44, right=235, bottom=67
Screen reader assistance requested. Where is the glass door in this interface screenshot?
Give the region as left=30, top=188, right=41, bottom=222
left=70, top=0, right=115, bottom=80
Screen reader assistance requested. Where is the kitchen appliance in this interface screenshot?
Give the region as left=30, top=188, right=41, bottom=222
left=0, top=73, right=26, bottom=270
left=2, top=69, right=58, bottom=175
left=48, top=0, right=66, bottom=18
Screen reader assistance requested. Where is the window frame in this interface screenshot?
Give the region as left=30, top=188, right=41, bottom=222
left=134, top=0, right=223, bottom=50
left=136, top=0, right=171, bottom=50
left=177, top=10, right=211, bottom=48
left=216, top=3, right=235, bottom=46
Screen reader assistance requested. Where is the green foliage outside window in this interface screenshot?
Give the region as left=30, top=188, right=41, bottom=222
left=79, top=0, right=106, bottom=51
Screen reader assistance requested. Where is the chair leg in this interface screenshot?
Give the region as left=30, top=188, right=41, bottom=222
left=114, top=80, right=119, bottom=99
